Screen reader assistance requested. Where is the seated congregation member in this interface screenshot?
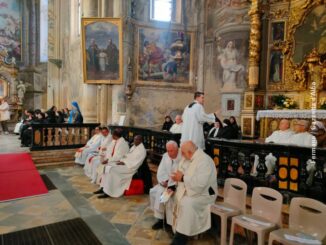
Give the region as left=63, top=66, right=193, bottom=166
left=169, top=115, right=183, bottom=134
left=84, top=127, right=112, bottom=179
left=310, top=121, right=326, bottom=147
left=170, top=141, right=217, bottom=245
left=162, top=115, right=173, bottom=131
left=68, top=101, right=83, bottom=124
left=75, top=127, right=102, bottom=165
left=219, top=119, right=238, bottom=139
left=288, top=120, right=317, bottom=147
left=229, top=116, right=240, bottom=138
left=94, top=135, right=146, bottom=198
left=93, top=128, right=129, bottom=184
left=14, top=109, right=32, bottom=134
left=150, top=140, right=182, bottom=230
left=265, top=119, right=294, bottom=144
left=207, top=118, right=223, bottom=138
left=21, top=112, right=47, bottom=147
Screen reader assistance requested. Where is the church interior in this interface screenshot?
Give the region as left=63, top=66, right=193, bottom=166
left=0, top=0, right=326, bottom=244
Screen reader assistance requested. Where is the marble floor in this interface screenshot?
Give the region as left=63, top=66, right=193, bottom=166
left=0, top=134, right=231, bottom=245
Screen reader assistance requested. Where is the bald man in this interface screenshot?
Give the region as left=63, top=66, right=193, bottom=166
left=170, top=141, right=217, bottom=244
left=288, top=120, right=317, bottom=147
left=169, top=115, right=183, bottom=134
left=265, top=119, right=294, bottom=144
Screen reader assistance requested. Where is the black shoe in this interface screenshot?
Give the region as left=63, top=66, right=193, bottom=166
left=93, top=188, right=104, bottom=194
left=171, top=232, right=188, bottom=245
left=97, top=193, right=109, bottom=199
left=152, top=219, right=164, bottom=230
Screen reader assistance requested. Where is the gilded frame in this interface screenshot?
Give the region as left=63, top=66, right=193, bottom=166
left=0, top=79, right=9, bottom=99
left=81, top=18, right=123, bottom=84
left=268, top=0, right=325, bottom=91
left=136, top=25, right=194, bottom=89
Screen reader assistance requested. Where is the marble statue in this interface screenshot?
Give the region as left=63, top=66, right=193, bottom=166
left=16, top=80, right=26, bottom=105
left=217, top=41, right=244, bottom=90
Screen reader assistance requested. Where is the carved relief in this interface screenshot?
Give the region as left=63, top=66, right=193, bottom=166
left=248, top=0, right=262, bottom=67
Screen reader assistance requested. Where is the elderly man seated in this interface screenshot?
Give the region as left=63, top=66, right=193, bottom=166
left=265, top=119, right=294, bottom=144
left=169, top=115, right=183, bottom=134
left=93, top=128, right=129, bottom=184
left=170, top=141, right=217, bottom=245
left=310, top=121, right=326, bottom=147
left=288, top=120, right=317, bottom=147
left=75, top=126, right=102, bottom=165
left=93, top=135, right=147, bottom=198
left=84, top=127, right=112, bottom=180
left=150, top=140, right=182, bottom=230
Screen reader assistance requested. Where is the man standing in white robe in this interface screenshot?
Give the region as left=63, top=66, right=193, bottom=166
left=170, top=141, right=217, bottom=245
left=265, top=119, right=294, bottom=144
left=75, top=127, right=102, bottom=165
left=288, top=120, right=317, bottom=147
left=181, top=92, right=218, bottom=149
left=84, top=127, right=112, bottom=179
left=150, top=140, right=181, bottom=230
left=94, top=135, right=147, bottom=198
left=92, top=128, right=129, bottom=184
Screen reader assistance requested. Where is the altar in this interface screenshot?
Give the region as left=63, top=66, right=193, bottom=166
left=257, top=110, right=326, bottom=138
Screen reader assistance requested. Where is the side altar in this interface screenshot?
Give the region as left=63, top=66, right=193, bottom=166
left=257, top=110, right=326, bottom=138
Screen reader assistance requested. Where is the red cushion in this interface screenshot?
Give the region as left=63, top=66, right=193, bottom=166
left=124, top=179, right=144, bottom=196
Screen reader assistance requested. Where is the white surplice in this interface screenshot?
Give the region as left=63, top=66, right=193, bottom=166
left=94, top=137, right=129, bottom=184
left=288, top=132, right=317, bottom=147
left=149, top=151, right=181, bottom=225
left=181, top=101, right=215, bottom=149
left=84, top=134, right=113, bottom=178
left=173, top=148, right=217, bottom=236
left=75, top=134, right=103, bottom=165
left=265, top=129, right=295, bottom=144
left=101, top=143, right=147, bottom=197
left=169, top=123, right=183, bottom=134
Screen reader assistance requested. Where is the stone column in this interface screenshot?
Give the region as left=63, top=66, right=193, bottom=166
left=29, top=0, right=37, bottom=66
left=196, top=1, right=205, bottom=92
left=80, top=0, right=99, bottom=122
left=248, top=0, right=262, bottom=90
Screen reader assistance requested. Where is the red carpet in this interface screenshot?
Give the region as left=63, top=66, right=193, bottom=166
left=0, top=153, right=48, bottom=202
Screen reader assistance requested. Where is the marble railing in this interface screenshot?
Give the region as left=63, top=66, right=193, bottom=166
left=30, top=123, right=100, bottom=151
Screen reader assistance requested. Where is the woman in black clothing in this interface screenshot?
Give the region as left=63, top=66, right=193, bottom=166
left=219, top=119, right=238, bottom=139
left=162, top=115, right=173, bottom=131
left=229, top=116, right=241, bottom=139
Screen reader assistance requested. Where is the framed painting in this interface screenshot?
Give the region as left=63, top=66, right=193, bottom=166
left=136, top=26, right=194, bottom=88
left=0, top=0, right=22, bottom=62
left=271, top=21, right=285, bottom=42
left=0, top=80, right=9, bottom=99
left=81, top=18, right=123, bottom=84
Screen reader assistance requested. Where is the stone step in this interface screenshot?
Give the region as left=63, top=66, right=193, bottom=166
left=33, top=156, right=75, bottom=164
left=35, top=160, right=76, bottom=170
left=29, top=149, right=76, bottom=157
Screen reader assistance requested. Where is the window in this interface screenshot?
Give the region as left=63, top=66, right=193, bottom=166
left=150, top=0, right=177, bottom=22
left=40, top=0, right=48, bottom=62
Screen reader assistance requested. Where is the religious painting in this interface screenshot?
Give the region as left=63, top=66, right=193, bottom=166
left=0, top=79, right=9, bottom=99
left=242, top=117, right=252, bottom=136
left=245, top=94, right=253, bottom=109
left=293, top=4, right=325, bottom=64
left=0, top=0, right=22, bottom=62
left=81, top=18, right=123, bottom=84
left=227, top=99, right=235, bottom=110
left=255, top=95, right=264, bottom=109
left=137, top=27, right=194, bottom=87
left=215, top=31, right=249, bottom=91
left=269, top=50, right=283, bottom=83
left=271, top=21, right=285, bottom=42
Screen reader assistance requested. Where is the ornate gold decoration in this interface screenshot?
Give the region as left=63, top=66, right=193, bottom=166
left=248, top=0, right=262, bottom=67
left=268, top=9, right=289, bottom=19
left=268, top=0, right=325, bottom=91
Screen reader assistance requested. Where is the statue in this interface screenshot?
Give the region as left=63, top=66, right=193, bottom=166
left=217, top=40, right=245, bottom=90
left=16, top=80, right=27, bottom=105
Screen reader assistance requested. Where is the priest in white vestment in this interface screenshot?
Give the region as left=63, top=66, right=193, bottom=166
left=93, top=128, right=129, bottom=184
left=75, top=127, right=102, bottom=165
left=170, top=141, right=217, bottom=244
left=265, top=119, right=294, bottom=144
left=169, top=115, right=183, bottom=134
left=288, top=120, right=317, bottom=147
left=181, top=92, right=218, bottom=149
left=84, top=127, right=112, bottom=179
left=94, top=135, right=147, bottom=198
left=150, top=140, right=181, bottom=230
